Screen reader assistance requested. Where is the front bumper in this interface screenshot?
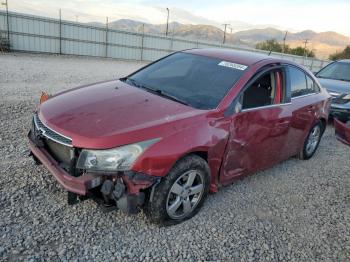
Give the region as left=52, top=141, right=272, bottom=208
left=29, top=138, right=102, bottom=195
left=28, top=129, right=158, bottom=200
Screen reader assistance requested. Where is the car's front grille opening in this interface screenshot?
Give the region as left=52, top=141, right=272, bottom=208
left=45, top=138, right=73, bottom=165
left=33, top=114, right=72, bottom=147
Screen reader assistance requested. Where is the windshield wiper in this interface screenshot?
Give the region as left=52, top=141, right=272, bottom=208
left=152, top=89, right=190, bottom=106
left=123, top=77, right=190, bottom=106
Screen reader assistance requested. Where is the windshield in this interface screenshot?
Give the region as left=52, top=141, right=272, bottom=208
left=126, top=52, right=247, bottom=109
left=317, top=62, right=350, bottom=82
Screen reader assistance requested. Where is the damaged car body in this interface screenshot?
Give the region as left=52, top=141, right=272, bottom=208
left=28, top=49, right=331, bottom=224
left=334, top=118, right=350, bottom=146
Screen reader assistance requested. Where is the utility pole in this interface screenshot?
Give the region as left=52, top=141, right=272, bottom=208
left=222, top=23, right=230, bottom=44
left=1, top=0, right=9, bottom=47
left=165, top=7, right=169, bottom=36
left=283, top=31, right=288, bottom=53
left=303, top=39, right=309, bottom=57
left=302, top=39, right=310, bottom=66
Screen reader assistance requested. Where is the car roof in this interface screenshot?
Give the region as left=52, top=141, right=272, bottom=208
left=183, top=48, right=279, bottom=66
left=337, top=59, right=350, bottom=63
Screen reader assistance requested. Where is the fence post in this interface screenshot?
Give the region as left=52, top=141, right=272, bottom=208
left=170, top=33, right=174, bottom=53
left=105, top=17, right=108, bottom=57
left=310, top=58, right=314, bottom=71
left=4, top=0, right=10, bottom=49
left=59, top=9, right=61, bottom=54
left=140, top=23, right=144, bottom=61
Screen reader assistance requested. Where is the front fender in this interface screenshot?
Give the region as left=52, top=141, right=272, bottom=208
left=131, top=116, right=231, bottom=192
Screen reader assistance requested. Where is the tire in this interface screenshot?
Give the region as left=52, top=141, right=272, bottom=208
left=298, top=121, right=323, bottom=160
left=145, top=154, right=210, bottom=225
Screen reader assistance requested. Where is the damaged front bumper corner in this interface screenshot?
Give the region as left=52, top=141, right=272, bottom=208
left=28, top=135, right=160, bottom=213
left=28, top=138, right=103, bottom=195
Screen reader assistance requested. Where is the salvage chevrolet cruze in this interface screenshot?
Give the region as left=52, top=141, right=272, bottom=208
left=28, top=49, right=331, bottom=224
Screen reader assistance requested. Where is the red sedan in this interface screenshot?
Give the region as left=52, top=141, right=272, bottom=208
left=28, top=49, right=331, bottom=224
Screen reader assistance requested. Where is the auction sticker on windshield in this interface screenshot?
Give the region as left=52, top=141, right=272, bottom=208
left=218, top=61, right=248, bottom=71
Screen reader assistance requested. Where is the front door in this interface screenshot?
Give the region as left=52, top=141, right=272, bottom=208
left=220, top=68, right=292, bottom=185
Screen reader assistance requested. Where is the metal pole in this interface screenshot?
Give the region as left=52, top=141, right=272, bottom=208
left=59, top=9, right=62, bottom=54
left=105, top=17, right=108, bottom=57
left=165, top=8, right=169, bottom=36
left=283, top=31, right=288, bottom=53
left=170, top=29, right=174, bottom=52
left=140, top=23, right=144, bottom=61
left=303, top=39, right=309, bottom=65
left=222, top=23, right=230, bottom=44
left=5, top=0, right=9, bottom=48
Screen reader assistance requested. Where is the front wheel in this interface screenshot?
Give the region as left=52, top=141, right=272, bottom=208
left=298, top=121, right=323, bottom=160
left=145, top=154, right=210, bottom=225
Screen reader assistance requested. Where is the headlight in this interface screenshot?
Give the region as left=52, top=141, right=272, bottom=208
left=343, top=94, right=350, bottom=100
left=76, top=138, right=160, bottom=172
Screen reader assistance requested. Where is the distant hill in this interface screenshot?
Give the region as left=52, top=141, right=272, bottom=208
left=87, top=19, right=350, bottom=59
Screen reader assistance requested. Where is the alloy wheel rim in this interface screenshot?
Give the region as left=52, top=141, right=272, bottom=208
left=166, top=170, right=205, bottom=219
left=306, top=125, right=321, bottom=156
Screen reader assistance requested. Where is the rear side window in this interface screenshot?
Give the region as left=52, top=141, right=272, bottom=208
left=289, top=67, right=315, bottom=98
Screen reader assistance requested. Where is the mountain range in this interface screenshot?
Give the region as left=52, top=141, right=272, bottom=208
left=90, top=19, right=350, bottom=59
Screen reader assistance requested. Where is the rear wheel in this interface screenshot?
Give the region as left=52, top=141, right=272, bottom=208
left=298, top=121, right=323, bottom=160
left=145, top=154, right=210, bottom=225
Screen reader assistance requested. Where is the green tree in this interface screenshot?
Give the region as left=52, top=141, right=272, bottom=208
left=329, top=46, right=350, bottom=60
left=256, top=39, right=315, bottom=57
left=289, top=46, right=315, bottom=58
left=255, top=39, right=284, bottom=53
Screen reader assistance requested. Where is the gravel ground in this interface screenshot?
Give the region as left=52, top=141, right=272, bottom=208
left=0, top=52, right=349, bottom=261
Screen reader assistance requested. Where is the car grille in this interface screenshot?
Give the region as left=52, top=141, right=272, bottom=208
left=45, top=138, right=73, bottom=165
left=33, top=114, right=72, bottom=147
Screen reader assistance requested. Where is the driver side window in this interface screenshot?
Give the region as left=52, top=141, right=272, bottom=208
left=242, top=70, right=284, bottom=110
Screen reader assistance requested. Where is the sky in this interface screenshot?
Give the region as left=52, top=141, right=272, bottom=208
left=3, top=0, right=350, bottom=36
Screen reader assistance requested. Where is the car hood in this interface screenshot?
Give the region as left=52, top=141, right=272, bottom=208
left=39, top=80, right=206, bottom=149
left=318, top=78, right=350, bottom=95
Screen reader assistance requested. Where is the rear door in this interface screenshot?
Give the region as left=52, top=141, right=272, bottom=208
left=220, top=67, right=292, bottom=184
left=285, top=66, right=323, bottom=155
left=334, top=118, right=350, bottom=146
